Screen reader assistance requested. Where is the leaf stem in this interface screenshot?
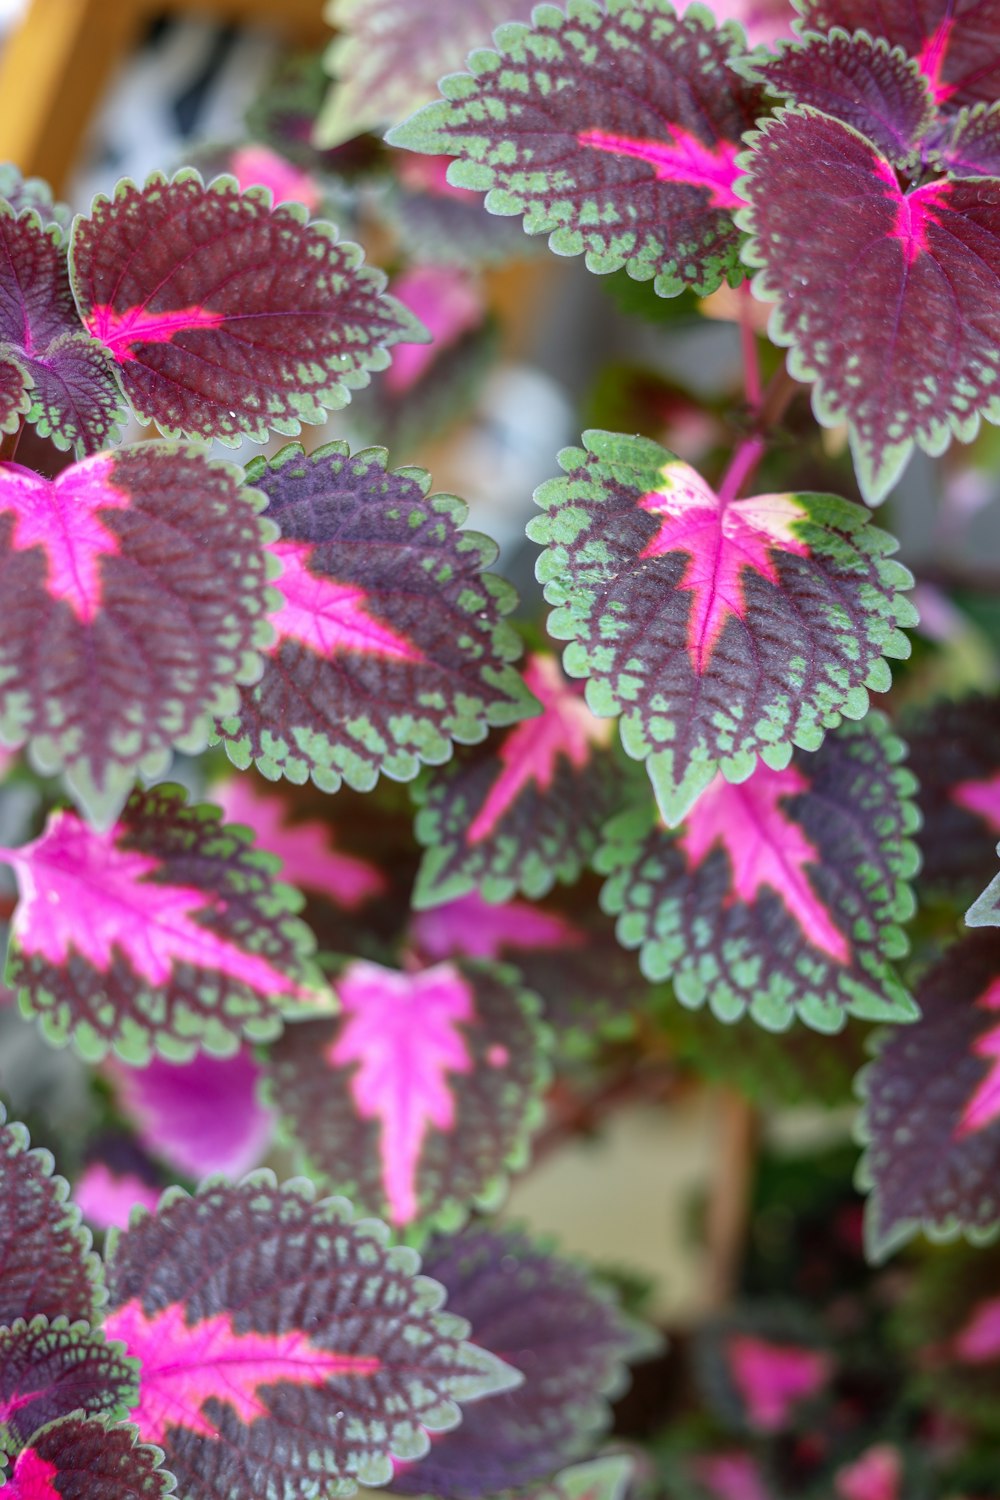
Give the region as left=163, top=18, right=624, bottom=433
left=717, top=433, right=767, bottom=507
left=717, top=365, right=801, bottom=505
left=738, top=282, right=762, bottom=415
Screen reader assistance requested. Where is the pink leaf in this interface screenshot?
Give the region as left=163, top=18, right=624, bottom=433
left=411, top=890, right=583, bottom=962
left=727, top=1334, right=830, bottom=1432
left=384, top=266, right=484, bottom=395
left=835, top=1444, right=903, bottom=1500
left=954, top=1294, right=1000, bottom=1362
left=74, top=1163, right=161, bottom=1230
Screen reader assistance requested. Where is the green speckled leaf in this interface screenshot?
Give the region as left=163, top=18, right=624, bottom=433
left=0, top=1318, right=137, bottom=1456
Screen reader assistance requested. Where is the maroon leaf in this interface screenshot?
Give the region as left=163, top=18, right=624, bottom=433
left=795, top=0, right=1000, bottom=111
left=412, top=652, right=617, bottom=906
left=933, top=100, right=1000, bottom=173
left=859, top=931, right=1000, bottom=1257
left=0, top=1318, right=137, bottom=1456
left=0, top=1105, right=102, bottom=1327
left=70, top=171, right=425, bottom=445
left=265, top=957, right=549, bottom=1232
left=746, top=30, right=937, bottom=165
left=906, top=693, right=1000, bottom=901
left=389, top=1226, right=651, bottom=1500
left=529, top=431, right=914, bottom=823
left=0, top=1416, right=172, bottom=1500
left=0, top=165, right=71, bottom=234
left=216, top=442, right=532, bottom=793
left=738, top=106, right=1000, bottom=502
left=597, top=716, right=919, bottom=1031
left=102, top=1177, right=518, bottom=1497
left=386, top=3, right=766, bottom=298
left=1, top=784, right=319, bottom=1064
left=0, top=445, right=276, bottom=822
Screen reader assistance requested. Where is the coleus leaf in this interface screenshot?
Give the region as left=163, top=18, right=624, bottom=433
left=265, top=957, right=550, bottom=1233
left=386, top=0, right=766, bottom=298
left=697, top=1314, right=832, bottom=1435
left=529, top=431, right=913, bottom=824
left=934, top=100, right=1000, bottom=175
left=0, top=1318, right=137, bottom=1456
left=320, top=0, right=539, bottom=147
left=834, top=1446, right=904, bottom=1500
left=388, top=155, right=543, bottom=269
left=859, top=930, right=1000, bottom=1257
left=905, top=693, right=1000, bottom=902
left=597, top=716, right=919, bottom=1031
left=389, top=1226, right=651, bottom=1500
left=74, top=1164, right=162, bottom=1232
left=70, top=171, right=425, bottom=445
left=216, top=442, right=531, bottom=793
left=102, top=1176, right=519, bottom=1497
left=0, top=207, right=125, bottom=458
left=738, top=106, right=1000, bottom=503
left=794, top=0, right=1000, bottom=111
left=0, top=1105, right=102, bottom=1326
left=524, top=1456, right=635, bottom=1500
left=0, top=784, right=319, bottom=1063
left=0, top=165, right=71, bottom=234
left=967, top=850, right=1000, bottom=924
left=412, top=653, right=617, bottom=905
left=0, top=1416, right=172, bottom=1500
left=0, top=445, right=276, bottom=822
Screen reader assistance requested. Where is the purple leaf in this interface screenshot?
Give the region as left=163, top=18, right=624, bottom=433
left=265, top=957, right=549, bottom=1231
left=529, top=431, right=914, bottom=823
left=108, top=1049, right=273, bottom=1180
left=388, top=154, right=543, bottom=269
left=906, top=693, right=1000, bottom=902
left=389, top=1226, right=651, bottom=1499
left=0, top=446, right=276, bottom=822
left=70, top=171, right=425, bottom=445
left=0, top=1416, right=171, bottom=1500
left=859, top=931, right=1000, bottom=1257
left=598, top=716, right=919, bottom=1031
left=746, top=31, right=937, bottom=165
left=932, top=100, right=1000, bottom=174
left=216, top=441, right=532, bottom=793
left=412, top=652, right=617, bottom=905
left=102, top=1177, right=519, bottom=1497
left=386, top=3, right=765, bottom=298
left=74, top=1164, right=162, bottom=1232
left=738, top=106, right=1000, bottom=502
left=0, top=165, right=71, bottom=234
left=0, top=1106, right=102, bottom=1327
left=0, top=207, right=125, bottom=458
left=319, top=0, right=539, bottom=146
left=795, top=0, right=1000, bottom=111
left=0, top=1318, right=137, bottom=1456
left=1, top=784, right=318, bottom=1064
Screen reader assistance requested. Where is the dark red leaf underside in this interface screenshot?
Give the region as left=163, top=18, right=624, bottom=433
left=0, top=1417, right=171, bottom=1500
left=412, top=652, right=618, bottom=906
left=390, top=1226, right=647, bottom=1500
left=795, top=0, right=1000, bottom=111
left=749, top=30, right=937, bottom=165
left=0, top=445, right=275, bottom=822
left=3, top=784, right=318, bottom=1063
left=905, top=693, right=1000, bottom=901
left=266, top=957, right=548, bottom=1233
left=216, top=442, right=531, bottom=793
left=529, top=431, right=914, bottom=824
left=0, top=1319, right=137, bottom=1455
left=859, top=931, right=1000, bottom=1257
left=597, top=716, right=919, bottom=1032
left=102, top=1178, right=516, bottom=1496
left=740, top=107, right=1000, bottom=502
left=0, top=1107, right=101, bottom=1326
left=70, top=171, right=424, bottom=445
left=934, top=100, right=1000, bottom=173
left=387, top=1, right=766, bottom=297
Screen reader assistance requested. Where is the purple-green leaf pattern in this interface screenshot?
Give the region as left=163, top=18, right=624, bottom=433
left=265, top=957, right=549, bottom=1233
left=1, top=784, right=318, bottom=1064
left=0, top=445, right=277, bottom=823
left=0, top=164, right=71, bottom=234
left=70, top=170, right=425, bottom=445
left=0, top=1416, right=172, bottom=1500
left=597, top=716, right=919, bottom=1032
left=216, top=442, right=532, bottom=793
left=934, top=101, right=1000, bottom=175
left=386, top=0, right=766, bottom=297
left=0, top=1318, right=137, bottom=1456
left=528, top=430, right=914, bottom=824
left=102, top=1176, right=519, bottom=1498
left=906, top=693, right=1000, bottom=902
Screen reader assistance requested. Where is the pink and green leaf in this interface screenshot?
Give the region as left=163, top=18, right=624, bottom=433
left=0, top=1318, right=137, bottom=1456
left=529, top=431, right=914, bottom=825
left=102, top=1177, right=519, bottom=1495
left=69, top=171, right=426, bottom=445
left=216, top=441, right=532, bottom=793
left=412, top=652, right=617, bottom=905
left=386, top=0, right=766, bottom=298
left=0, top=1106, right=103, bottom=1327
left=265, top=957, right=549, bottom=1233
left=0, top=1416, right=172, bottom=1500
left=597, top=716, right=919, bottom=1031
left=1, top=784, right=319, bottom=1064
left=737, top=107, right=1000, bottom=503
left=905, top=693, right=1000, bottom=902
left=0, top=445, right=277, bottom=823
left=389, top=1226, right=653, bottom=1499
left=858, top=931, right=1000, bottom=1258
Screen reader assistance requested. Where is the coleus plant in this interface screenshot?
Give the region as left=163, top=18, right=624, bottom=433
left=5, top=0, right=1000, bottom=1493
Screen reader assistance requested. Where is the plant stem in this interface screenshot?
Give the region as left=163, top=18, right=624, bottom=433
left=717, top=432, right=767, bottom=507
left=718, top=365, right=801, bottom=505
left=738, top=282, right=763, bottom=415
